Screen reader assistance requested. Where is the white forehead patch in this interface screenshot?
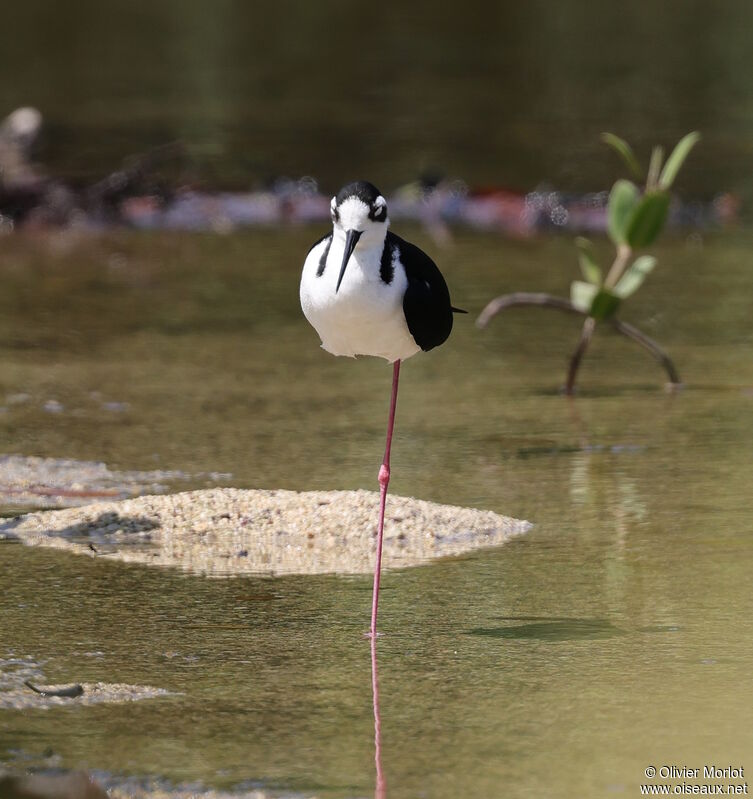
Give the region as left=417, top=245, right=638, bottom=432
left=336, top=197, right=371, bottom=230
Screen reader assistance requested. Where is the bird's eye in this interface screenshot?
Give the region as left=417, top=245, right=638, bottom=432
left=370, top=197, right=387, bottom=222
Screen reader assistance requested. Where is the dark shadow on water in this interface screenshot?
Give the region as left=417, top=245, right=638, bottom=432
left=469, top=618, right=623, bottom=641
left=532, top=383, right=672, bottom=398
left=477, top=435, right=645, bottom=459
left=515, top=442, right=644, bottom=458
left=638, top=625, right=681, bottom=633
left=492, top=615, right=596, bottom=621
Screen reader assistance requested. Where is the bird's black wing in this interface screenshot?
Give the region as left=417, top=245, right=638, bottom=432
left=306, top=233, right=333, bottom=277
left=391, top=232, right=455, bottom=352
left=306, top=232, right=330, bottom=256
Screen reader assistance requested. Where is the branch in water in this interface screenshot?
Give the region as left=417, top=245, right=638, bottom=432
left=565, top=316, right=596, bottom=395
left=610, top=318, right=682, bottom=386
left=476, top=292, right=681, bottom=388
left=476, top=293, right=583, bottom=328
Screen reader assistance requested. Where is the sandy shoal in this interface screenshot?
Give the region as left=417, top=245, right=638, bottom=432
left=2, top=487, right=531, bottom=576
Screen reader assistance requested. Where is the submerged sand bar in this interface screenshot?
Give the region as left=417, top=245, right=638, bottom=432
left=2, top=488, right=530, bottom=576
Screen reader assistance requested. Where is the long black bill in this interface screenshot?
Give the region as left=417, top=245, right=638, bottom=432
left=336, top=229, right=363, bottom=293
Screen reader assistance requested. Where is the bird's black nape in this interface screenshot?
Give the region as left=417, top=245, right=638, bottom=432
left=335, top=181, right=382, bottom=207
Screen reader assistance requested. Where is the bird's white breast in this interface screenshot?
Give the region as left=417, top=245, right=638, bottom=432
left=300, top=234, right=421, bottom=362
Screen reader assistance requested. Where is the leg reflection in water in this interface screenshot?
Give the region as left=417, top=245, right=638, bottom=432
left=371, top=635, right=386, bottom=798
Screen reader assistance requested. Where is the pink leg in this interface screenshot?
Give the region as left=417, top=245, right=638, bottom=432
left=369, top=359, right=401, bottom=638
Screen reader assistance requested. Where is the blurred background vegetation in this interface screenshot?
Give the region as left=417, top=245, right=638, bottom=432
left=1, top=0, right=751, bottom=202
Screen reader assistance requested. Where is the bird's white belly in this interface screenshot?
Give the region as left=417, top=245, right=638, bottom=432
left=300, top=239, right=420, bottom=362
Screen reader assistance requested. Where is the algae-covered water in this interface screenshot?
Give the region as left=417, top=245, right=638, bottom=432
left=1, top=228, right=752, bottom=797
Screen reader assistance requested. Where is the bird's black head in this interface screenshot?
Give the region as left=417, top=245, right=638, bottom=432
left=331, top=180, right=388, bottom=226
left=330, top=181, right=389, bottom=293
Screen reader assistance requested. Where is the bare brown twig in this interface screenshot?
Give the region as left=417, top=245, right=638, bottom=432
left=476, top=292, right=682, bottom=390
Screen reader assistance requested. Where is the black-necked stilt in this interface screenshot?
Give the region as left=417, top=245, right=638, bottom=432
left=300, top=180, right=464, bottom=637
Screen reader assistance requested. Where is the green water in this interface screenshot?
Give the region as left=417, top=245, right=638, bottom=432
left=3, top=0, right=753, bottom=201
left=1, top=228, right=752, bottom=797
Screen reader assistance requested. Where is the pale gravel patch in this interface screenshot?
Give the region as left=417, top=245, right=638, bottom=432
left=0, top=682, right=170, bottom=711
left=2, top=487, right=531, bottom=576
left=0, top=453, right=231, bottom=509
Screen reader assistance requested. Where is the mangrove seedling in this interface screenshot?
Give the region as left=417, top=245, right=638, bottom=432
left=477, top=131, right=700, bottom=394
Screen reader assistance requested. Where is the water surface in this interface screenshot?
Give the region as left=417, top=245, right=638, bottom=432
left=1, top=227, right=751, bottom=797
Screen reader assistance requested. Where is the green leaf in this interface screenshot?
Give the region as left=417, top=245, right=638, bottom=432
left=607, top=179, right=639, bottom=245
left=575, top=238, right=602, bottom=285
left=601, top=133, right=642, bottom=179
left=659, top=131, right=701, bottom=189
left=626, top=192, right=671, bottom=248
left=571, top=281, right=621, bottom=319
left=613, top=255, right=657, bottom=299
left=589, top=289, right=621, bottom=321
left=647, top=146, right=664, bottom=190
left=570, top=280, right=598, bottom=313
